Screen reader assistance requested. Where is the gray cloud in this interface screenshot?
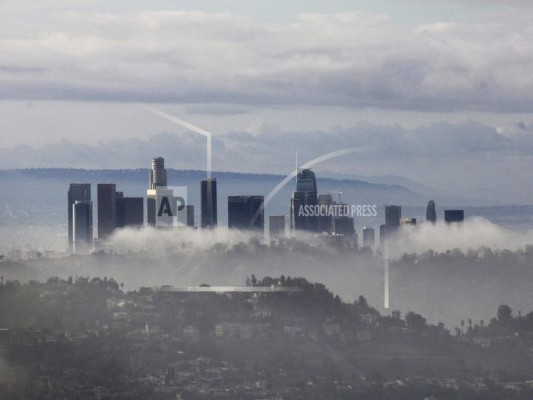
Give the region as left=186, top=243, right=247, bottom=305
left=1, top=10, right=533, bottom=111
left=0, top=120, right=531, bottom=202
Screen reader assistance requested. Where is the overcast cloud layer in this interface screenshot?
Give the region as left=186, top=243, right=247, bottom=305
left=1, top=7, right=533, bottom=111
left=0, top=119, right=531, bottom=203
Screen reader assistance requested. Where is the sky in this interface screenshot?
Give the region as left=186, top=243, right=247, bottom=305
left=0, top=0, right=532, bottom=203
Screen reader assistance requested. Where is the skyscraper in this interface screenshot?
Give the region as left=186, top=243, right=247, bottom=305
left=318, top=194, right=334, bottom=233
left=147, top=156, right=173, bottom=226
left=150, top=157, right=167, bottom=189
left=334, top=216, right=355, bottom=241
left=269, top=215, right=286, bottom=240
left=201, top=178, right=217, bottom=228
left=385, top=205, right=401, bottom=228
left=186, top=205, right=195, bottom=227
left=426, top=200, right=436, bottom=223
left=97, top=183, right=117, bottom=239
left=290, top=169, right=318, bottom=232
left=228, top=196, right=264, bottom=230
left=381, top=205, right=401, bottom=243
left=147, top=186, right=175, bottom=227
left=68, top=183, right=91, bottom=252
left=445, top=209, right=464, bottom=223
left=72, top=200, right=93, bottom=254
left=363, top=226, right=375, bottom=247
left=116, top=196, right=144, bottom=228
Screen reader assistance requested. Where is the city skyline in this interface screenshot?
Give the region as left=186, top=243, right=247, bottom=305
left=0, top=2, right=532, bottom=205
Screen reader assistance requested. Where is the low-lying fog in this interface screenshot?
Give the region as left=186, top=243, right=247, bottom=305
left=1, top=217, right=532, bottom=330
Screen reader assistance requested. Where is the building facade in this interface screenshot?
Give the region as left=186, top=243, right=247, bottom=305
left=68, top=183, right=91, bottom=252
left=228, top=195, right=264, bottom=230
left=72, top=200, right=93, bottom=254
left=201, top=178, right=217, bottom=228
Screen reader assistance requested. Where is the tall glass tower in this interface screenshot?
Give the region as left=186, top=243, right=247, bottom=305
left=290, top=169, right=318, bottom=232
left=68, top=183, right=91, bottom=252
left=72, top=200, right=93, bottom=254
left=201, top=178, right=217, bottom=228
left=149, top=157, right=167, bottom=189
left=426, top=200, right=437, bottom=223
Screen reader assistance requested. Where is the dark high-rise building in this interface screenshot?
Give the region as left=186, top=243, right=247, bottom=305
left=201, top=178, right=217, bottom=228
left=68, top=183, right=91, bottom=252
left=269, top=215, right=285, bottom=239
left=228, top=195, right=264, bottom=230
left=318, top=194, right=334, bottom=233
left=385, top=205, right=401, bottom=228
left=445, top=209, right=464, bottom=224
left=72, top=200, right=93, bottom=254
left=334, top=216, right=355, bottom=237
left=98, top=183, right=117, bottom=239
left=186, top=205, right=195, bottom=227
left=116, top=197, right=144, bottom=228
left=296, top=169, right=317, bottom=193
left=379, top=224, right=387, bottom=246
left=363, top=226, right=375, bottom=247
left=290, top=169, right=318, bottom=232
left=150, top=157, right=167, bottom=189
left=400, top=217, right=417, bottom=226
left=426, top=200, right=436, bottom=223
left=381, top=205, right=402, bottom=243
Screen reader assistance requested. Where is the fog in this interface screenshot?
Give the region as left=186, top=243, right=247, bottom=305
left=1, top=218, right=532, bottom=329
left=390, top=217, right=533, bottom=256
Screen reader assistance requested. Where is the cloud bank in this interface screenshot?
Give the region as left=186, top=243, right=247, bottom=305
left=1, top=9, right=533, bottom=112
left=0, top=120, right=531, bottom=202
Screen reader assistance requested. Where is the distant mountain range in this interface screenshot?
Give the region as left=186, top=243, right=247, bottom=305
left=0, top=168, right=528, bottom=230
left=0, top=168, right=419, bottom=228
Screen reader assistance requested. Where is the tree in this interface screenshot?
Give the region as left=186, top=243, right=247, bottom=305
left=405, top=311, right=426, bottom=332
left=497, top=304, right=513, bottom=325
left=357, top=295, right=368, bottom=309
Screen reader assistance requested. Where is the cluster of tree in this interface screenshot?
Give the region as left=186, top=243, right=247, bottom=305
left=0, top=276, right=122, bottom=333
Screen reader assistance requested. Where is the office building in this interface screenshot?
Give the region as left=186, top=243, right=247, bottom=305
left=290, top=169, right=318, bottom=232
left=385, top=205, right=401, bottom=229
left=228, top=195, right=264, bottom=230
left=379, top=224, right=387, bottom=246
left=362, top=226, right=375, bottom=247
left=72, top=200, right=93, bottom=254
left=445, top=209, right=464, bottom=223
left=400, top=217, right=417, bottom=226
left=318, top=194, right=334, bottom=233
left=68, top=183, right=91, bottom=252
left=381, top=205, right=401, bottom=243
left=147, top=186, right=175, bottom=227
left=150, top=157, right=167, bottom=189
left=116, top=196, right=144, bottom=228
left=147, top=156, right=173, bottom=227
left=201, top=178, right=217, bottom=228
left=186, top=205, right=195, bottom=227
left=316, top=233, right=345, bottom=246
left=269, top=215, right=286, bottom=240
left=334, top=216, right=356, bottom=245
left=426, top=200, right=436, bottom=223
left=97, top=183, right=117, bottom=239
